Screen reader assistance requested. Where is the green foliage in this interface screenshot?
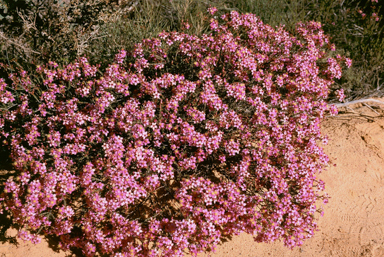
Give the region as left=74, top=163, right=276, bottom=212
left=0, top=0, right=124, bottom=67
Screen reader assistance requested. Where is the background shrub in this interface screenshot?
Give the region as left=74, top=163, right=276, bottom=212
left=0, top=0, right=113, bottom=65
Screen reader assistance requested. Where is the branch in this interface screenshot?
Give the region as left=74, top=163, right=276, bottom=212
left=0, top=31, right=41, bottom=55
left=330, top=98, right=384, bottom=108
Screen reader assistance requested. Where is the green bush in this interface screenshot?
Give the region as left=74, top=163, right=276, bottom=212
left=0, top=0, right=132, bottom=69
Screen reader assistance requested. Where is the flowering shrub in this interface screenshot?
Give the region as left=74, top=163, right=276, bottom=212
left=0, top=8, right=350, bottom=257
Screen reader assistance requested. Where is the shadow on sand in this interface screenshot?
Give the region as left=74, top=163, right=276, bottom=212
left=0, top=147, right=86, bottom=256
left=0, top=146, right=18, bottom=247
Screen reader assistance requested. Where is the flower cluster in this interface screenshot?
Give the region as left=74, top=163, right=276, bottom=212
left=0, top=9, right=349, bottom=257
left=356, top=0, right=381, bottom=22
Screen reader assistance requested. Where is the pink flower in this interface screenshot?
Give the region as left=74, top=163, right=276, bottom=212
left=183, top=22, right=190, bottom=30
left=345, top=57, right=352, bottom=68
left=207, top=7, right=218, bottom=15
left=335, top=88, right=345, bottom=102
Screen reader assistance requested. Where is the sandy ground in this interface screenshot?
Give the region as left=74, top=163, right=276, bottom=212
left=1, top=100, right=384, bottom=257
